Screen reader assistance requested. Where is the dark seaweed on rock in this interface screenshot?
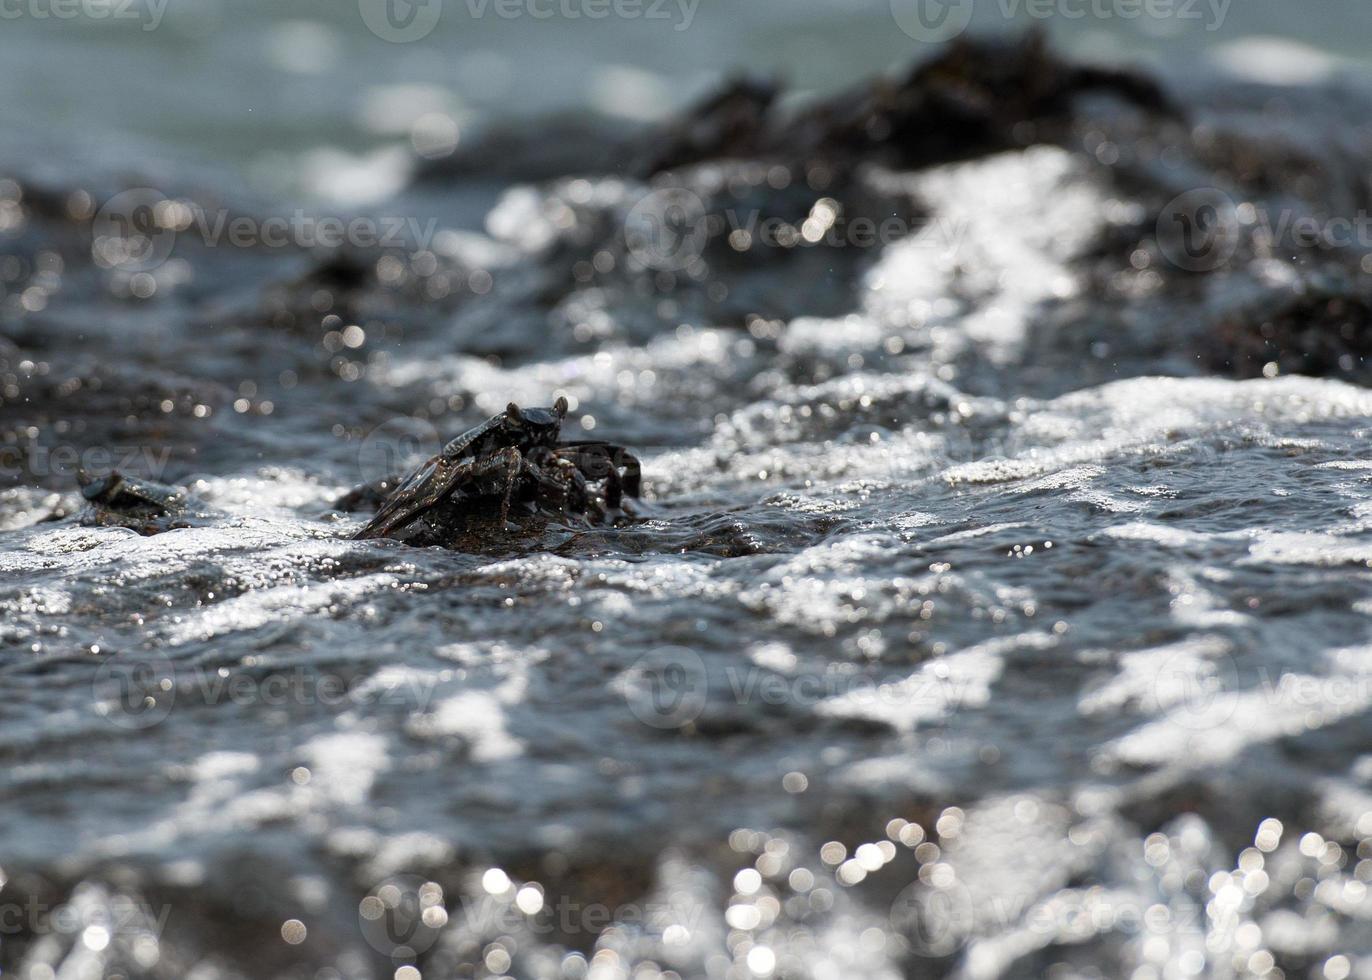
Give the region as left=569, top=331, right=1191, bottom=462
left=629, top=75, right=780, bottom=177
left=419, top=34, right=1179, bottom=186
left=413, top=114, right=643, bottom=184
left=638, top=32, right=1180, bottom=177
left=422, top=34, right=1187, bottom=370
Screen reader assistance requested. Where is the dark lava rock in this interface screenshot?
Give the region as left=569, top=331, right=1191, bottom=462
left=1208, top=287, right=1372, bottom=380
left=639, top=32, right=1180, bottom=177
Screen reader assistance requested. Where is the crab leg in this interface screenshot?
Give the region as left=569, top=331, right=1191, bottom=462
left=491, top=447, right=523, bottom=526
left=554, top=442, right=643, bottom=498
left=354, top=447, right=525, bottom=540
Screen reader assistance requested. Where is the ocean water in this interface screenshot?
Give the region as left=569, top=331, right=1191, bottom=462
left=4, top=6, right=1372, bottom=980
left=4, top=0, right=1372, bottom=197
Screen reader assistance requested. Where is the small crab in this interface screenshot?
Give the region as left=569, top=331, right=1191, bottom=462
left=77, top=469, right=219, bottom=534
left=352, top=396, right=642, bottom=544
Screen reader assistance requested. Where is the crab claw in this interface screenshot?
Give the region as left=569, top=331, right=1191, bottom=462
left=506, top=402, right=524, bottom=422
left=78, top=468, right=123, bottom=501
left=554, top=395, right=569, bottom=417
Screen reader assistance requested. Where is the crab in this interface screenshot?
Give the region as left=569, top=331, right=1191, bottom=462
left=76, top=469, right=219, bottom=534
left=352, top=396, right=642, bottom=544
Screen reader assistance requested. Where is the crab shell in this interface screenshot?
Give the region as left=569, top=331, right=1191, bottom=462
left=355, top=397, right=570, bottom=538
left=78, top=469, right=187, bottom=513
left=439, top=397, right=569, bottom=461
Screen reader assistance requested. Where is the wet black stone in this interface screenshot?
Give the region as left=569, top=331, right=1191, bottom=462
left=1208, top=287, right=1372, bottom=380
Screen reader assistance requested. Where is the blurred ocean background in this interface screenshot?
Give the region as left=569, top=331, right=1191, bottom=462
left=5, top=0, right=1371, bottom=202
